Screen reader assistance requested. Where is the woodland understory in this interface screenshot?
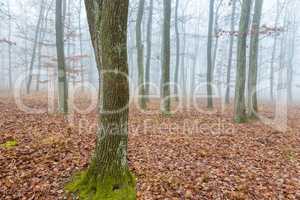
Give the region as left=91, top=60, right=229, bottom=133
left=0, top=94, right=299, bottom=200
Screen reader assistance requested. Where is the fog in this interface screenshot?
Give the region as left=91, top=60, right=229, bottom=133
left=0, top=0, right=300, bottom=102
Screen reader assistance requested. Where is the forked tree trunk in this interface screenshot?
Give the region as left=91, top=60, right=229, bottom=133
left=66, top=1, right=135, bottom=199
left=234, top=0, right=252, bottom=123
left=136, top=0, right=146, bottom=109
left=225, top=0, right=237, bottom=104
left=55, top=0, right=68, bottom=114
left=207, top=0, right=215, bottom=109
left=161, top=0, right=171, bottom=113
left=247, top=0, right=263, bottom=118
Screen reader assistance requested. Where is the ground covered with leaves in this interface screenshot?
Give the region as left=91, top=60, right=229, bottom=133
left=0, top=95, right=300, bottom=199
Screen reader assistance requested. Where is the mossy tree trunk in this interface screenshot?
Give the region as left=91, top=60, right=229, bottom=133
left=145, top=0, right=153, bottom=103
left=247, top=0, right=263, bottom=118
left=55, top=0, right=68, bottom=114
left=234, top=0, right=252, bottom=123
left=161, top=0, right=171, bottom=114
left=225, top=0, right=237, bottom=104
left=136, top=0, right=146, bottom=109
left=207, top=0, right=215, bottom=109
left=66, top=0, right=135, bottom=199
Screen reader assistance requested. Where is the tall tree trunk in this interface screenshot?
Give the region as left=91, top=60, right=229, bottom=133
left=207, top=0, right=215, bottom=109
left=136, top=0, right=146, bottom=109
left=7, top=0, right=12, bottom=90
left=287, top=15, right=297, bottom=103
left=145, top=0, right=153, bottom=102
left=181, top=31, right=187, bottom=100
left=212, top=1, right=222, bottom=75
left=79, top=0, right=85, bottom=88
left=161, top=0, right=171, bottom=113
left=225, top=0, right=237, bottom=104
left=234, top=0, right=252, bottom=123
left=66, top=1, right=135, bottom=199
left=247, top=0, right=263, bottom=118
left=174, top=0, right=180, bottom=100
left=270, top=0, right=281, bottom=102
left=26, top=0, right=45, bottom=94
left=56, top=0, right=68, bottom=113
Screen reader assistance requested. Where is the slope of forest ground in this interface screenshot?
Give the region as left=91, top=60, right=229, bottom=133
left=0, top=94, right=300, bottom=200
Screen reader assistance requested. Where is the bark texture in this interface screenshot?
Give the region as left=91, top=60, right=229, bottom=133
left=207, top=0, right=215, bottom=109
left=66, top=1, right=135, bottom=199
left=161, top=0, right=171, bottom=113
left=56, top=0, right=68, bottom=114
left=145, top=0, right=153, bottom=102
left=234, top=0, right=252, bottom=123
left=136, top=0, right=146, bottom=109
left=247, top=0, right=263, bottom=118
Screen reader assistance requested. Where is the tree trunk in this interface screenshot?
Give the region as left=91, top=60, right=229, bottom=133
left=247, top=0, right=263, bottom=118
left=56, top=0, right=68, bottom=114
left=270, top=0, right=281, bottom=102
left=66, top=1, right=135, bottom=199
left=161, top=0, right=171, bottom=114
left=287, top=16, right=297, bottom=103
left=174, top=0, right=180, bottom=100
left=7, top=1, right=12, bottom=90
left=207, top=0, right=215, bottom=109
left=145, top=0, right=153, bottom=102
left=225, top=0, right=237, bottom=104
left=79, top=0, right=85, bottom=88
left=26, top=0, right=45, bottom=94
left=136, top=0, right=146, bottom=109
left=234, top=0, right=252, bottom=123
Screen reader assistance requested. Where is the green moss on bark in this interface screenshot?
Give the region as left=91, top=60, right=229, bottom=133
left=65, top=170, right=136, bottom=200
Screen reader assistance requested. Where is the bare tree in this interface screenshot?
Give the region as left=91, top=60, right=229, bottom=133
left=207, top=0, right=215, bottom=109
left=247, top=0, right=263, bottom=118
left=161, top=0, right=171, bottom=113
left=225, top=0, right=237, bottom=104
left=136, top=0, right=146, bottom=109
left=234, top=0, right=252, bottom=123
left=66, top=0, right=135, bottom=199
left=55, top=0, right=68, bottom=113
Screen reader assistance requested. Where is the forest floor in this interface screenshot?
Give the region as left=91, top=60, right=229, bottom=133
left=0, top=94, right=300, bottom=200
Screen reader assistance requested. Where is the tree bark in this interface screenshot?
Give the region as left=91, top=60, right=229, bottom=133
left=161, top=0, right=171, bottom=113
left=79, top=0, right=85, bottom=88
left=207, top=0, right=215, bottom=109
left=269, top=0, right=281, bottom=101
left=136, top=0, right=146, bottom=109
left=145, top=0, right=153, bottom=102
left=56, top=0, right=68, bottom=113
left=225, top=0, right=237, bottom=104
left=7, top=0, right=12, bottom=90
left=174, top=0, right=180, bottom=100
left=234, top=0, right=252, bottom=123
left=66, top=1, right=135, bottom=199
left=247, top=0, right=263, bottom=118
